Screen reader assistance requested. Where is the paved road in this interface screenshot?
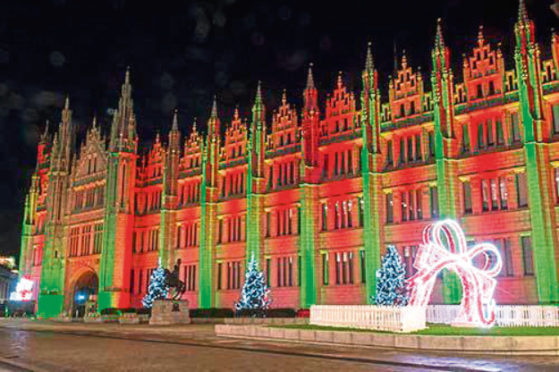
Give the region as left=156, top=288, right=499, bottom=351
left=0, top=323, right=558, bottom=371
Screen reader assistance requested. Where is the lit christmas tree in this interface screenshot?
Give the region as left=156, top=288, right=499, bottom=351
left=142, top=265, right=169, bottom=308
left=373, top=245, right=409, bottom=306
left=235, top=255, right=271, bottom=316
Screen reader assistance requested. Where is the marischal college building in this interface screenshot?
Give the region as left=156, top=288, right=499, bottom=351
left=17, top=2, right=559, bottom=317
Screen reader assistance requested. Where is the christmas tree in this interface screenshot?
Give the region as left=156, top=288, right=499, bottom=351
left=235, top=255, right=271, bottom=316
left=373, top=245, right=409, bottom=306
left=142, top=265, right=169, bottom=308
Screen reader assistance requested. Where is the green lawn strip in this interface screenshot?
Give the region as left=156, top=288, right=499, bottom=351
left=269, top=323, right=559, bottom=336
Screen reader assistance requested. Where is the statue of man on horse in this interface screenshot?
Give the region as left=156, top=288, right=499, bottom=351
left=164, top=258, right=186, bottom=300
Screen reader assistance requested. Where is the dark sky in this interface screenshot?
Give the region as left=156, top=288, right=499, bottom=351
left=0, top=0, right=555, bottom=259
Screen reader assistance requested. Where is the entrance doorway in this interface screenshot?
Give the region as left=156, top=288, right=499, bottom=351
left=72, top=271, right=98, bottom=318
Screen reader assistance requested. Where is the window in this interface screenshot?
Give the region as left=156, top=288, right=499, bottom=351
left=334, top=252, right=354, bottom=285
left=462, top=124, right=470, bottom=153
left=401, top=192, right=408, bottom=222
left=516, top=173, right=528, bottom=208
left=276, top=257, right=294, bottom=287
left=130, top=269, right=135, bottom=295
left=463, top=182, right=472, bottom=214
left=494, top=238, right=514, bottom=277
left=552, top=104, right=559, bottom=134
left=487, top=120, right=494, bottom=146
left=217, top=263, right=222, bottom=290
left=416, top=189, right=423, bottom=220
left=496, top=120, right=504, bottom=145
left=477, top=123, right=485, bottom=150
left=407, top=137, right=413, bottom=162
left=481, top=179, right=490, bottom=211
left=183, top=264, right=197, bottom=291
left=399, top=138, right=405, bottom=164
left=386, top=140, right=393, bottom=167
left=511, top=112, right=521, bottom=142
left=321, top=203, right=328, bottom=231
left=414, top=134, right=421, bottom=161
left=428, top=132, right=435, bottom=158
left=321, top=253, right=329, bottom=285
left=360, top=250, right=366, bottom=283
left=476, top=84, right=483, bottom=98
left=521, top=236, right=534, bottom=276
left=499, top=177, right=508, bottom=210
left=430, top=187, right=438, bottom=218
left=266, top=258, right=271, bottom=286
left=488, top=81, right=495, bottom=96
left=358, top=197, right=364, bottom=227
left=386, top=193, right=393, bottom=223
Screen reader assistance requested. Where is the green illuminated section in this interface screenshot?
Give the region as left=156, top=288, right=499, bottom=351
left=515, top=12, right=559, bottom=303
left=360, top=49, right=382, bottom=302
left=431, top=22, right=461, bottom=304
left=98, top=153, right=119, bottom=311
left=246, top=84, right=265, bottom=265
left=299, top=183, right=317, bottom=308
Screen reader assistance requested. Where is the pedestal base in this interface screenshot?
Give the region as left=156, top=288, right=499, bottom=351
left=149, top=300, right=190, bottom=325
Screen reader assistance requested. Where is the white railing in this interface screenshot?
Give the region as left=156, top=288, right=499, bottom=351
left=310, top=305, right=426, bottom=333
left=427, top=305, right=559, bottom=327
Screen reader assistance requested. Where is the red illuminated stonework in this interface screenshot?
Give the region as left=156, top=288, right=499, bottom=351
left=18, top=2, right=559, bottom=317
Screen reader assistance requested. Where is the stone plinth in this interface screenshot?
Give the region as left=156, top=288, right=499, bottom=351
left=149, top=300, right=190, bottom=325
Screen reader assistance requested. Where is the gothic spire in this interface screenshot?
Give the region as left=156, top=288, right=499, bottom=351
left=477, top=25, right=485, bottom=45
left=281, top=89, right=287, bottom=105
left=337, top=71, right=343, bottom=89
left=40, top=120, right=50, bottom=144
left=518, top=0, right=528, bottom=23
left=306, top=63, right=315, bottom=90
left=109, top=67, right=137, bottom=151
left=171, top=109, right=179, bottom=131
left=365, top=41, right=374, bottom=72
left=434, top=18, right=445, bottom=50
left=211, top=95, right=218, bottom=118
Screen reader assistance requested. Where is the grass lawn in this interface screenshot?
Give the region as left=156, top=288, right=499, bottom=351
left=272, top=323, right=559, bottom=336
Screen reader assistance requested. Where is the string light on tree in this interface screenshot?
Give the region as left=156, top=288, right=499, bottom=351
left=235, top=255, right=271, bottom=315
left=142, top=265, right=169, bottom=308
left=373, top=245, right=409, bottom=306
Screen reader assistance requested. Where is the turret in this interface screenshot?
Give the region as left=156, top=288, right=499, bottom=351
left=109, top=67, right=137, bottom=153
left=301, top=64, right=320, bottom=169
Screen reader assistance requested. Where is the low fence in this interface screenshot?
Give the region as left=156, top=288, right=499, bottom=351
left=310, top=305, right=426, bottom=333
left=427, top=305, right=559, bottom=327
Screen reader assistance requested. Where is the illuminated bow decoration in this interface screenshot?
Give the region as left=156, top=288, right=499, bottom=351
left=407, top=220, right=502, bottom=327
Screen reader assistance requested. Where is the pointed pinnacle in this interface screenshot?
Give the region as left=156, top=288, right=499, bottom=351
left=477, top=25, right=485, bottom=45
left=125, top=66, right=131, bottom=84
left=211, top=95, right=218, bottom=118
left=92, top=115, right=97, bottom=128
left=435, top=18, right=444, bottom=48
left=64, top=95, right=70, bottom=110
left=306, top=62, right=315, bottom=89
left=172, top=109, right=179, bottom=131
left=518, top=0, right=528, bottom=22
left=337, top=71, right=343, bottom=88
left=192, top=117, right=198, bottom=132
left=234, top=105, right=240, bottom=120
left=281, top=89, right=287, bottom=105
left=41, top=120, right=50, bottom=141
left=401, top=49, right=408, bottom=68
left=365, top=41, right=374, bottom=71
left=255, top=80, right=262, bottom=103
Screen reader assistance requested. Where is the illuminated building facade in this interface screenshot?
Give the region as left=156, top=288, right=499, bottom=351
left=18, top=2, right=559, bottom=317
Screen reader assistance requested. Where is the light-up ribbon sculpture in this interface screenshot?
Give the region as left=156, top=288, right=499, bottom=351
left=407, top=220, right=502, bottom=327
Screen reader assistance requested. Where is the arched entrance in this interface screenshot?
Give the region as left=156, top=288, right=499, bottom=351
left=72, top=270, right=98, bottom=318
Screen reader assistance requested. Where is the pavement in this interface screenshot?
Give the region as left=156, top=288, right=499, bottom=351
left=0, top=319, right=558, bottom=371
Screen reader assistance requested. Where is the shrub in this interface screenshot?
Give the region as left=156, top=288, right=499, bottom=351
left=189, top=308, right=234, bottom=318
left=137, top=308, right=151, bottom=316
left=296, top=309, right=310, bottom=318
left=119, top=308, right=137, bottom=314
left=100, top=307, right=121, bottom=315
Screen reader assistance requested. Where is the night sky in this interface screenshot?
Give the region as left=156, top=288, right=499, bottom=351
left=0, top=0, right=555, bottom=259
